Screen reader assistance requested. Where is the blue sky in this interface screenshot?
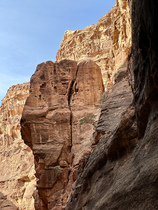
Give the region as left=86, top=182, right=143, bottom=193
left=0, top=0, right=116, bottom=104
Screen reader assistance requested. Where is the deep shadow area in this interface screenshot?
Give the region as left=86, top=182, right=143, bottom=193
left=132, top=0, right=158, bottom=138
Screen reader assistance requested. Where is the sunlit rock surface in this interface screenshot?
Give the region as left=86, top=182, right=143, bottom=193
left=21, top=60, right=104, bottom=209
left=0, top=83, right=36, bottom=210
left=56, top=0, right=131, bottom=90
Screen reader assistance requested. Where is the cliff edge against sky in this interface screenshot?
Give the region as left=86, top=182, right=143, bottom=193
left=1, top=0, right=158, bottom=209
left=56, top=0, right=131, bottom=90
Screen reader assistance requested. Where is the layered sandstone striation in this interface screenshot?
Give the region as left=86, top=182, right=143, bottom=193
left=0, top=83, right=36, bottom=210
left=56, top=0, right=131, bottom=90
left=21, top=60, right=104, bottom=209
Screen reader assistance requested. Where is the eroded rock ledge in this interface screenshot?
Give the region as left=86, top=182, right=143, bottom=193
left=21, top=59, right=104, bottom=209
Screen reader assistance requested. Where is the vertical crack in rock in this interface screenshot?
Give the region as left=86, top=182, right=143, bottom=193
left=68, top=80, right=75, bottom=107
left=68, top=66, right=79, bottom=151
left=68, top=65, right=79, bottom=106
left=69, top=110, right=73, bottom=151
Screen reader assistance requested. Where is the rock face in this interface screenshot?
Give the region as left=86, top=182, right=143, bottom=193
left=56, top=0, right=131, bottom=90
left=0, top=192, right=18, bottom=210
left=65, top=0, right=158, bottom=209
left=96, top=67, right=134, bottom=142
left=4, top=0, right=158, bottom=209
left=66, top=66, right=138, bottom=210
left=21, top=60, right=104, bottom=209
left=0, top=83, right=36, bottom=210
left=131, top=0, right=158, bottom=138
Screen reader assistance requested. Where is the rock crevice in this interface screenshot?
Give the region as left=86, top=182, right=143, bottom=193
left=67, top=65, right=79, bottom=153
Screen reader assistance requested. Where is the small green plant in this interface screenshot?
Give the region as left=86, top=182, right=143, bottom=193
left=56, top=190, right=62, bottom=197
left=113, top=72, right=117, bottom=79
left=119, top=60, right=128, bottom=69
left=54, top=166, right=62, bottom=175
left=99, top=92, right=108, bottom=104
left=79, top=113, right=96, bottom=128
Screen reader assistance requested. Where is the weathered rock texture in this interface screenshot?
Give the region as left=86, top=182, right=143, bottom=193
left=5, top=0, right=158, bottom=209
left=56, top=0, right=131, bottom=90
left=65, top=66, right=138, bottom=209
left=65, top=0, right=158, bottom=209
left=0, top=192, right=18, bottom=210
left=21, top=60, right=104, bottom=209
left=131, top=0, right=158, bottom=138
left=0, top=83, right=36, bottom=210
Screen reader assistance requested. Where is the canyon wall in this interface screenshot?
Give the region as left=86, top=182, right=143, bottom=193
left=65, top=0, right=158, bottom=209
left=56, top=0, right=131, bottom=90
left=1, top=2, right=132, bottom=209
left=0, top=83, right=36, bottom=210
left=21, top=60, right=104, bottom=209
left=3, top=0, right=158, bottom=209
left=20, top=1, right=134, bottom=209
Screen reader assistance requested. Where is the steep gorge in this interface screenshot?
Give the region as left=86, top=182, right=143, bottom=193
left=1, top=0, right=158, bottom=209
left=65, top=0, right=158, bottom=209
left=1, top=2, right=125, bottom=209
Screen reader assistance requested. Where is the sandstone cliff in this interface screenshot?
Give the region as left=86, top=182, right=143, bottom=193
left=0, top=83, right=36, bottom=210
left=65, top=0, right=158, bottom=209
left=65, top=66, right=138, bottom=209
left=56, top=0, right=131, bottom=90
left=1, top=2, right=132, bottom=209
left=3, top=0, right=158, bottom=209
left=21, top=60, right=104, bottom=209
left=20, top=1, right=134, bottom=209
